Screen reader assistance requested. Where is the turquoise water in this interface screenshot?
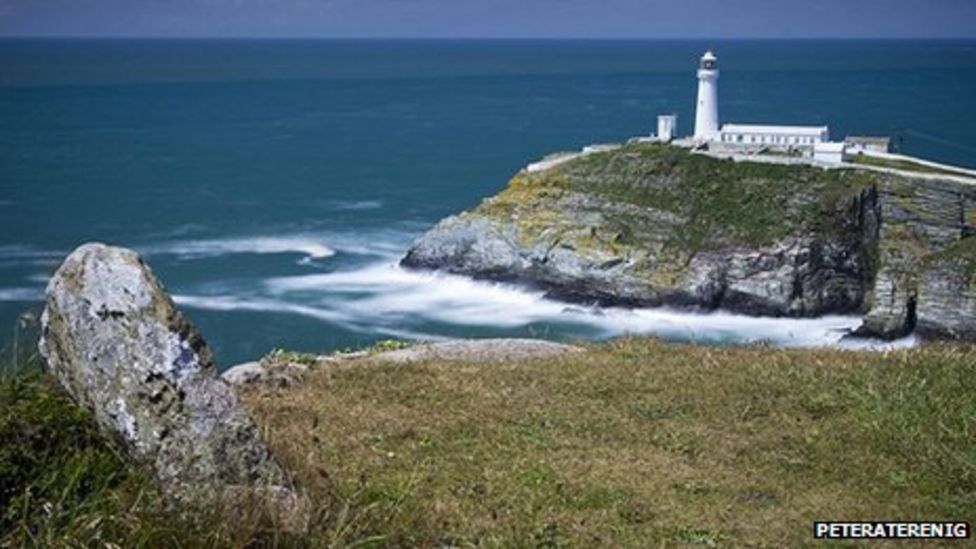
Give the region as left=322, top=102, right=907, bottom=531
left=2, top=39, right=974, bottom=365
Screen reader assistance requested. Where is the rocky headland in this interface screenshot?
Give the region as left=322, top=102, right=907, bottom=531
left=402, top=142, right=976, bottom=341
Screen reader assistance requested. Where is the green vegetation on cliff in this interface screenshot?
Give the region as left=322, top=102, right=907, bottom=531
left=925, top=236, right=976, bottom=286
left=481, top=143, right=877, bottom=255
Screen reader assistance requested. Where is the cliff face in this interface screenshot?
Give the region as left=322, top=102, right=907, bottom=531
left=402, top=143, right=976, bottom=340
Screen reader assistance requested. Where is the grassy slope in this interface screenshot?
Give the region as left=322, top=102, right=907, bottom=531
left=244, top=339, right=976, bottom=547
left=0, top=366, right=328, bottom=547
left=4, top=340, right=975, bottom=546
left=0, top=370, right=157, bottom=546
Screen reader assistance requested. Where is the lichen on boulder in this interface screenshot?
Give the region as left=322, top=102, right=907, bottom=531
left=38, top=243, right=303, bottom=519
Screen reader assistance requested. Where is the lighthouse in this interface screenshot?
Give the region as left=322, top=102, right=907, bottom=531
left=694, top=50, right=719, bottom=140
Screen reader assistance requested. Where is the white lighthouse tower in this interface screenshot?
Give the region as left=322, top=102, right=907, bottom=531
left=694, top=50, right=720, bottom=141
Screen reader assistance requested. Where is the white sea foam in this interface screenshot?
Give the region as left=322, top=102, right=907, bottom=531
left=304, top=230, right=415, bottom=259
left=325, top=200, right=384, bottom=211
left=0, top=237, right=917, bottom=352
left=141, top=226, right=422, bottom=262
left=28, top=274, right=51, bottom=284
left=0, top=245, right=65, bottom=260
left=256, top=261, right=910, bottom=350
left=173, top=294, right=349, bottom=324
left=172, top=293, right=445, bottom=341
left=0, top=287, right=43, bottom=302
left=142, top=236, right=335, bottom=260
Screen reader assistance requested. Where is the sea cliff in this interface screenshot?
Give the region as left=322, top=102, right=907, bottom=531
left=402, top=142, right=976, bottom=340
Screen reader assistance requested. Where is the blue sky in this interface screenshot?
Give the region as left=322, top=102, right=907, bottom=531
left=2, top=0, right=975, bottom=38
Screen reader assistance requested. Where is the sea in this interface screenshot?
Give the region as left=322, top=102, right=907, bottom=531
left=2, top=39, right=974, bottom=366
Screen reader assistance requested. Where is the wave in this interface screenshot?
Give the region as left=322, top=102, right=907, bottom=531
left=173, top=294, right=348, bottom=323
left=255, top=261, right=911, bottom=350
left=0, top=287, right=43, bottom=302
left=172, top=293, right=446, bottom=342
left=0, top=245, right=66, bottom=260
left=141, top=236, right=336, bottom=261
left=324, top=200, right=384, bottom=211
left=1, top=246, right=914, bottom=351
left=140, top=225, right=423, bottom=263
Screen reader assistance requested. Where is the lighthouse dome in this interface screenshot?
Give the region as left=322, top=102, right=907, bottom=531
left=700, top=50, right=718, bottom=70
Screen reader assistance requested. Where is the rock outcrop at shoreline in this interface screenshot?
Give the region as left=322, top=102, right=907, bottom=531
left=402, top=143, right=976, bottom=340
left=38, top=244, right=303, bottom=519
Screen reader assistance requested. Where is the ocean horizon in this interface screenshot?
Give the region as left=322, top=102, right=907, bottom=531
left=2, top=38, right=973, bottom=366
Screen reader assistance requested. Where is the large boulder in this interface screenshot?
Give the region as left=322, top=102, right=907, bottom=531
left=38, top=243, right=302, bottom=517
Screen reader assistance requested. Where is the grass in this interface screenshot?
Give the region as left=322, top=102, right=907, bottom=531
left=4, top=337, right=975, bottom=546
left=0, top=361, right=162, bottom=547
left=0, top=360, right=296, bottom=547
left=0, top=355, right=355, bottom=547
left=244, top=338, right=976, bottom=547
left=847, top=153, right=974, bottom=178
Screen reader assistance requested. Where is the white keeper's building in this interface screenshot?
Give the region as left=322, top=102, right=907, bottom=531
left=651, top=50, right=891, bottom=164
left=653, top=50, right=882, bottom=164
left=718, top=124, right=829, bottom=147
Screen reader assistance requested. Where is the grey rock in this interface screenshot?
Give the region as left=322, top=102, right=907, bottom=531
left=858, top=177, right=976, bottom=339
left=223, top=361, right=309, bottom=388
left=222, top=361, right=266, bottom=386
left=370, top=338, right=582, bottom=364
left=404, top=216, right=865, bottom=317
left=38, top=243, right=304, bottom=519
left=856, top=266, right=916, bottom=339
left=402, top=215, right=525, bottom=278
left=915, top=247, right=976, bottom=340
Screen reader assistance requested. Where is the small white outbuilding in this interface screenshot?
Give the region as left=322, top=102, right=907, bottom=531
left=845, top=136, right=891, bottom=154
left=657, top=114, right=677, bottom=142
left=813, top=142, right=847, bottom=164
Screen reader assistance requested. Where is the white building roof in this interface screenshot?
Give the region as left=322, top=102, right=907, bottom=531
left=845, top=135, right=890, bottom=144
left=814, top=142, right=846, bottom=152
left=720, top=124, right=828, bottom=136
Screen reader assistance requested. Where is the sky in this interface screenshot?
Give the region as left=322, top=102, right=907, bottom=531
left=1, top=0, right=975, bottom=39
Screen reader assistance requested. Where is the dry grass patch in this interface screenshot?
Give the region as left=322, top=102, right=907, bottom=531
left=242, top=338, right=976, bottom=547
